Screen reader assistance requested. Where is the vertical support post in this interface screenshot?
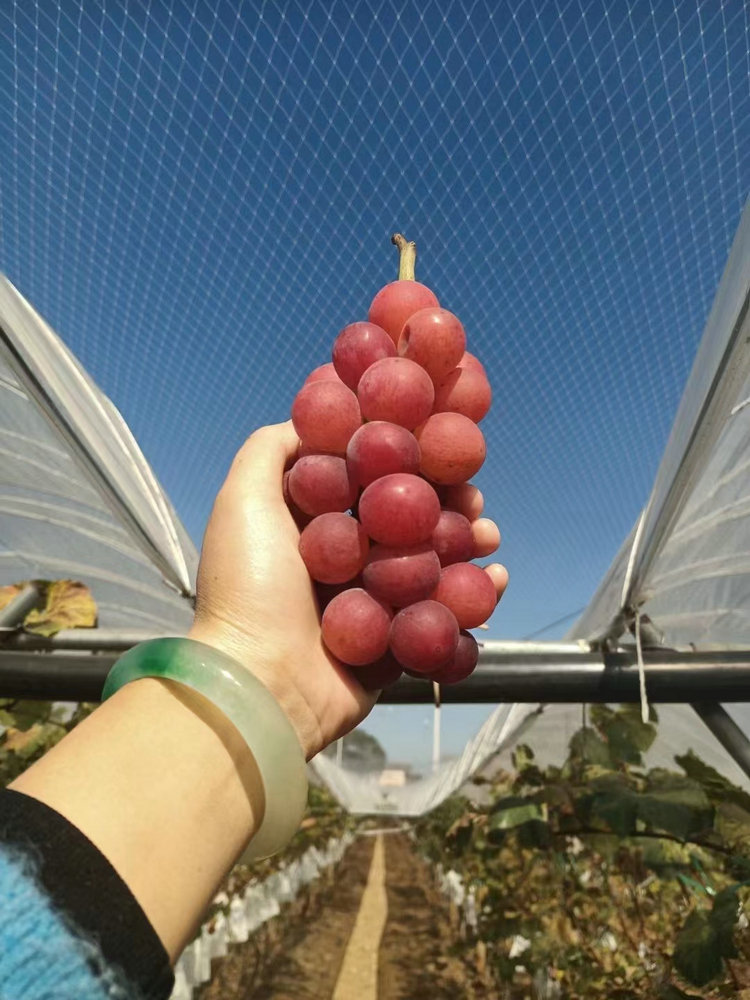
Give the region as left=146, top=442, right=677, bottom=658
left=432, top=681, right=441, bottom=773
left=692, top=702, right=750, bottom=782
left=336, top=737, right=344, bottom=767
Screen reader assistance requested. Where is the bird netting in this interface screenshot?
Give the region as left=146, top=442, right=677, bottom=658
left=2, top=1, right=750, bottom=811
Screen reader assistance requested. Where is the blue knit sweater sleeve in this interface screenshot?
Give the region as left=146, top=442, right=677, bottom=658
left=0, top=844, right=135, bottom=1000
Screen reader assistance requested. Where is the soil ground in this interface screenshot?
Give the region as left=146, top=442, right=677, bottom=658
left=378, top=833, right=490, bottom=1000
left=196, top=831, right=489, bottom=999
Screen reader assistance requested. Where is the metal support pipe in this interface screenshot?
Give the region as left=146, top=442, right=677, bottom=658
left=691, top=702, right=750, bottom=782
left=0, top=651, right=116, bottom=701
left=4, top=628, right=173, bottom=651
left=0, top=583, right=42, bottom=631
left=3, top=644, right=750, bottom=703
left=380, top=650, right=750, bottom=704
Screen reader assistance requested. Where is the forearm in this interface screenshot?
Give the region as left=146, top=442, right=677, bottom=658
left=9, top=676, right=264, bottom=961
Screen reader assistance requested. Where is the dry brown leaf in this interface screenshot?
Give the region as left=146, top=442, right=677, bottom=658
left=24, top=580, right=97, bottom=636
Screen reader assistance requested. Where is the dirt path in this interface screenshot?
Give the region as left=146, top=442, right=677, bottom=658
left=378, top=833, right=489, bottom=999
left=332, top=835, right=387, bottom=999
left=197, top=836, right=374, bottom=1000
left=197, top=831, right=486, bottom=999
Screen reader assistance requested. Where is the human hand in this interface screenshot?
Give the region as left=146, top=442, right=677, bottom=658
left=188, top=421, right=508, bottom=760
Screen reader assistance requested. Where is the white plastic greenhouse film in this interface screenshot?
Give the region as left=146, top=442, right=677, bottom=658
left=0, top=277, right=197, bottom=630
left=568, top=198, right=750, bottom=646
left=310, top=703, right=536, bottom=815
left=0, top=275, right=197, bottom=598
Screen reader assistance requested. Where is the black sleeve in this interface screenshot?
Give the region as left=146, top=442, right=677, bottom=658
left=0, top=787, right=175, bottom=1000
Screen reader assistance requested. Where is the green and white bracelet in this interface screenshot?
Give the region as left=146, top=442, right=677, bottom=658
left=101, top=637, right=308, bottom=859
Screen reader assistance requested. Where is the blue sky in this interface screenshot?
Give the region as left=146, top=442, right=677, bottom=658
left=1, top=0, right=748, bottom=764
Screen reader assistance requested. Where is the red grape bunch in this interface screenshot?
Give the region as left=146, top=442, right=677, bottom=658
left=287, top=234, right=499, bottom=691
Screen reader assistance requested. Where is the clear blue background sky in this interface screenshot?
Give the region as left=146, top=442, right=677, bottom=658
left=1, top=1, right=748, bottom=764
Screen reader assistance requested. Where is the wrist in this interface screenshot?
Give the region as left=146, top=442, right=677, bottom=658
left=186, top=618, right=324, bottom=760
left=103, top=636, right=309, bottom=859
left=11, top=676, right=264, bottom=960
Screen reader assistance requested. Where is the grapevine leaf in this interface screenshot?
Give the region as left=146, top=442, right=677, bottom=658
left=589, top=704, right=615, bottom=729
left=606, top=715, right=656, bottom=764
left=589, top=788, right=638, bottom=837
left=672, top=910, right=722, bottom=987
left=728, top=855, right=750, bottom=880
left=490, top=802, right=548, bottom=831
left=715, top=801, right=750, bottom=847
left=637, top=797, right=711, bottom=841
left=604, top=718, right=645, bottom=764
left=24, top=580, right=97, bottom=636
left=5, top=700, right=54, bottom=729
left=634, top=774, right=714, bottom=840
left=518, top=819, right=552, bottom=848
left=568, top=728, right=611, bottom=767
left=677, top=750, right=750, bottom=813
left=710, top=885, right=739, bottom=958
left=511, top=744, right=535, bottom=771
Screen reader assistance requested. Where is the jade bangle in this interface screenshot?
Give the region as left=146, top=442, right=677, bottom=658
left=102, top=637, right=308, bottom=859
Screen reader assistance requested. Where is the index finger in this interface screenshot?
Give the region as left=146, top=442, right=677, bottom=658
left=439, top=483, right=484, bottom=521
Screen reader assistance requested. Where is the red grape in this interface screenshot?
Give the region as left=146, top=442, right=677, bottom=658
left=291, top=381, right=361, bottom=453
left=363, top=542, right=441, bottom=607
left=283, top=470, right=312, bottom=529
left=432, top=562, right=497, bottom=628
left=459, top=351, right=487, bottom=378
left=304, top=362, right=343, bottom=385
left=368, top=280, right=439, bottom=345
left=358, top=473, right=440, bottom=546
left=322, top=589, right=392, bottom=666
left=299, top=512, right=369, bottom=584
left=315, top=578, right=361, bottom=611
left=431, top=510, right=474, bottom=566
left=357, top=357, right=434, bottom=429
left=429, top=631, right=479, bottom=684
left=289, top=237, right=495, bottom=692
left=415, top=412, right=486, bottom=484
left=432, top=367, right=492, bottom=423
left=346, top=421, right=421, bottom=488
left=288, top=455, right=357, bottom=516
left=332, top=322, right=396, bottom=389
left=352, top=653, right=403, bottom=690
left=389, top=600, right=459, bottom=673
left=398, top=308, right=466, bottom=382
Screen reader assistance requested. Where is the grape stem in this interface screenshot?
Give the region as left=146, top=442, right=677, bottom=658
left=391, top=233, right=417, bottom=281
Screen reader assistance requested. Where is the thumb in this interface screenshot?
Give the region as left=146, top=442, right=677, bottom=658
left=223, top=421, right=300, bottom=505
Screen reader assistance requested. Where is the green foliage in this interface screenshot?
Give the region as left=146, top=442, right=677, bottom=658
left=567, top=726, right=612, bottom=768
left=0, top=700, right=97, bottom=786
left=673, top=910, right=723, bottom=986
left=416, top=705, right=750, bottom=998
